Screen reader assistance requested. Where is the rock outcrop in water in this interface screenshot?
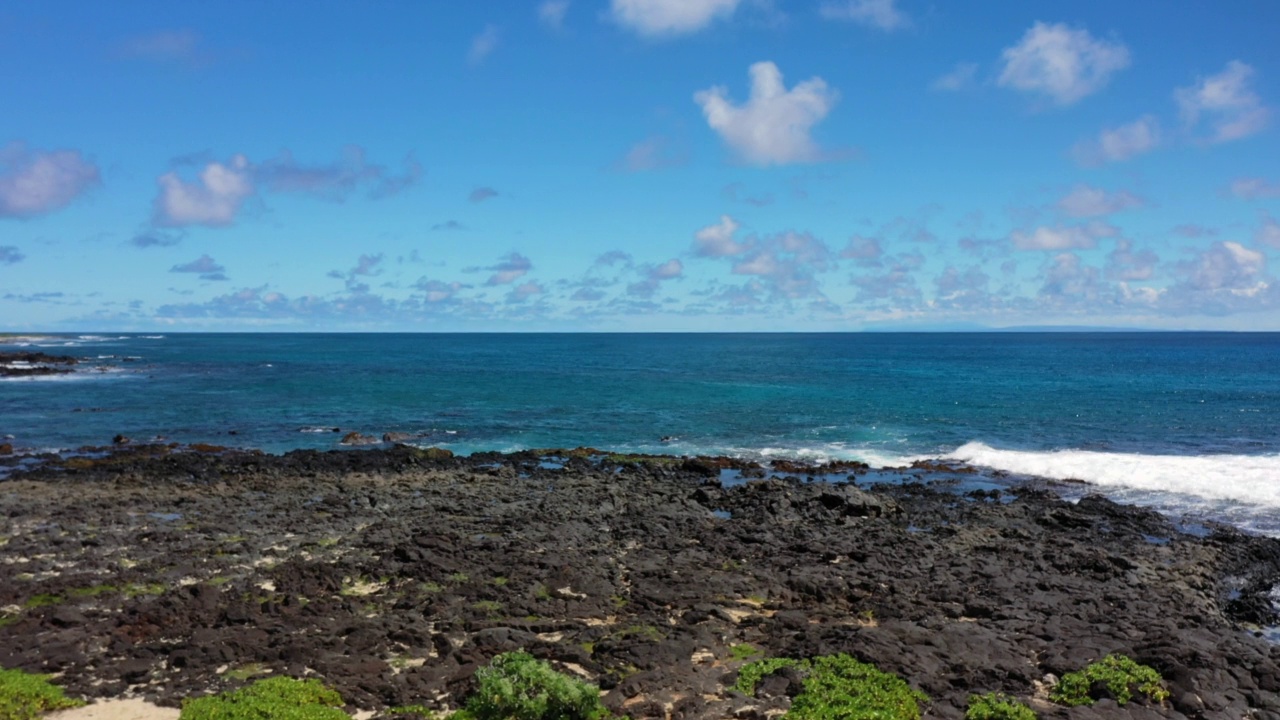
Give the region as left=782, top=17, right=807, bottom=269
left=1, top=446, right=1278, bottom=719
left=0, top=351, right=78, bottom=377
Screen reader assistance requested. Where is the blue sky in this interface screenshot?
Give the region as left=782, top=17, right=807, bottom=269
left=2, top=0, right=1279, bottom=331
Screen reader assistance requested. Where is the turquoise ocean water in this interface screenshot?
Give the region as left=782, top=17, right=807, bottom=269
left=4, top=332, right=1280, bottom=535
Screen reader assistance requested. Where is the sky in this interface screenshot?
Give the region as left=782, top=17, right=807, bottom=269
left=2, top=0, right=1279, bottom=332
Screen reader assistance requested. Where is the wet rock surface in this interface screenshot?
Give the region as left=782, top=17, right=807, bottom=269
left=0, top=351, right=78, bottom=377
left=1, top=446, right=1278, bottom=719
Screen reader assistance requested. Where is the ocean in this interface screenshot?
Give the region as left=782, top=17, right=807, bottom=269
left=4, top=332, right=1280, bottom=536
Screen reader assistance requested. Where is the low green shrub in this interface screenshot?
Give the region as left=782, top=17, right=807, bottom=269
left=0, top=667, right=84, bottom=720
left=462, top=652, right=606, bottom=720
left=965, top=692, right=1036, bottom=720
left=1050, top=654, right=1169, bottom=707
left=734, top=654, right=927, bottom=720
left=180, top=676, right=347, bottom=720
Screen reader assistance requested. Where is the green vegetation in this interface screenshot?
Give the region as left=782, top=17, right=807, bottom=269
left=447, top=573, right=470, bottom=584
left=491, top=577, right=509, bottom=587
left=966, top=693, right=1036, bottom=720
left=123, top=583, right=166, bottom=598
left=67, top=584, right=117, bottom=598
left=180, top=677, right=347, bottom=720
left=735, top=654, right=928, bottom=720
left=457, top=652, right=607, bottom=720
left=471, top=601, right=502, bottom=614
left=730, top=643, right=764, bottom=661
left=223, top=663, right=268, bottom=681
left=0, top=667, right=84, bottom=720
left=1050, top=654, right=1169, bottom=707
left=21, top=595, right=61, bottom=610
left=733, top=658, right=802, bottom=695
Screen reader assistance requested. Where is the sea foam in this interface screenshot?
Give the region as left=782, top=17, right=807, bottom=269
left=943, top=441, right=1280, bottom=509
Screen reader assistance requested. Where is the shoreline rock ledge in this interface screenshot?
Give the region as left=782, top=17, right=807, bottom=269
left=1, top=445, right=1278, bottom=718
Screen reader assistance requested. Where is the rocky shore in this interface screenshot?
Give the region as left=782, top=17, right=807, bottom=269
left=2, top=445, right=1279, bottom=719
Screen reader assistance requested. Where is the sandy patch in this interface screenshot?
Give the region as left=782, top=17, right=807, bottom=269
left=48, top=699, right=179, bottom=720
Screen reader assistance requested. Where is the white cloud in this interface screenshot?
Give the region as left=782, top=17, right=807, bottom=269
left=469, top=186, right=499, bottom=203
left=1257, top=214, right=1280, bottom=249
left=695, top=61, right=838, bottom=165
left=257, top=146, right=421, bottom=201
left=0, top=143, right=100, bottom=219
left=998, top=22, right=1130, bottom=106
left=616, top=136, right=686, bottom=172
left=1039, top=253, right=1104, bottom=302
left=1229, top=177, right=1280, bottom=200
left=693, top=215, right=746, bottom=257
left=480, top=252, right=533, bottom=286
left=506, top=281, right=545, bottom=303
left=730, top=231, right=833, bottom=299
left=840, top=235, right=883, bottom=265
left=1176, top=61, right=1270, bottom=143
left=1181, top=241, right=1265, bottom=292
left=0, top=246, right=24, bottom=264
left=469, top=25, right=500, bottom=65
left=819, top=0, right=909, bottom=31
left=931, top=63, right=978, bottom=92
left=154, top=155, right=254, bottom=227
left=1072, top=116, right=1161, bottom=166
left=1011, top=222, right=1116, bottom=251
left=538, top=1, right=570, bottom=29
left=610, top=0, right=741, bottom=37
left=627, top=258, right=684, bottom=297
left=1105, top=239, right=1158, bottom=281
left=1056, top=185, right=1145, bottom=218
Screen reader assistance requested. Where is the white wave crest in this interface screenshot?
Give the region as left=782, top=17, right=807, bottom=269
left=943, top=442, right=1280, bottom=508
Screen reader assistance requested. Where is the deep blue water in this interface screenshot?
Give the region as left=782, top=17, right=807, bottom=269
left=4, top=332, right=1280, bottom=534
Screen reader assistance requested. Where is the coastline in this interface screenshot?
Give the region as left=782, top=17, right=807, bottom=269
left=2, top=445, right=1279, bottom=718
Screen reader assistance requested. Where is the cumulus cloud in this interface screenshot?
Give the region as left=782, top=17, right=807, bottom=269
left=1105, top=239, right=1158, bottom=281
left=475, top=252, right=532, bottom=285
left=257, top=147, right=421, bottom=201
left=131, top=230, right=184, bottom=248
left=170, top=254, right=226, bottom=277
left=819, top=0, right=909, bottom=31
left=351, top=254, right=384, bottom=277
left=1071, top=116, right=1161, bottom=166
left=840, top=235, right=883, bottom=266
left=627, top=258, right=683, bottom=298
left=1039, top=253, right=1105, bottom=303
left=1257, top=214, right=1280, bottom=249
left=1176, top=61, right=1270, bottom=143
left=931, top=63, right=978, bottom=92
left=154, top=154, right=254, bottom=227
left=1179, top=241, right=1266, bottom=292
left=1010, top=222, right=1117, bottom=251
left=729, top=230, right=834, bottom=300
left=469, top=186, right=499, bottom=203
left=469, top=25, right=500, bottom=65
left=506, top=281, right=545, bottom=303
left=693, top=215, right=746, bottom=257
left=933, top=265, right=996, bottom=311
left=998, top=22, right=1130, bottom=106
left=1229, top=177, right=1280, bottom=200
left=851, top=256, right=923, bottom=306
left=539, top=1, right=570, bottom=29
left=0, top=246, right=24, bottom=264
left=1056, top=185, right=1145, bottom=218
left=695, top=61, right=838, bottom=165
left=615, top=136, right=687, bottom=172
left=413, top=278, right=468, bottom=303
left=610, top=0, right=741, bottom=37
left=0, top=143, right=100, bottom=219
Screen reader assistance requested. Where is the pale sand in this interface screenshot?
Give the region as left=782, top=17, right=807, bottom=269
left=47, top=699, right=179, bottom=720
